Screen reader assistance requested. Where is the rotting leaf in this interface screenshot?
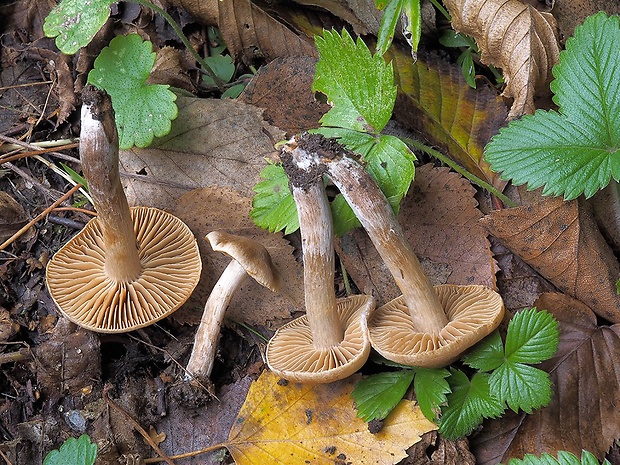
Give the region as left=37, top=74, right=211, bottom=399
left=225, top=370, right=437, bottom=465
left=442, top=0, right=560, bottom=119
left=480, top=195, right=620, bottom=323
left=338, top=164, right=496, bottom=305
left=388, top=51, right=508, bottom=191
left=471, top=293, right=620, bottom=464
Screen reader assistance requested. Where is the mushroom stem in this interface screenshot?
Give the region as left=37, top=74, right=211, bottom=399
left=283, top=151, right=344, bottom=350
left=296, top=135, right=448, bottom=333
left=185, top=259, right=248, bottom=381
left=80, top=86, right=142, bottom=282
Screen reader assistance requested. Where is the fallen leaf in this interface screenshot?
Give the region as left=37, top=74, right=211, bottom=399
left=120, top=96, right=285, bottom=211
left=165, top=0, right=218, bottom=25
left=240, top=56, right=329, bottom=136
left=150, top=46, right=194, bottom=93
left=225, top=370, right=437, bottom=465
left=173, top=187, right=304, bottom=327
left=471, top=292, right=620, bottom=464
left=480, top=196, right=620, bottom=323
left=388, top=51, right=508, bottom=191
left=339, top=164, right=496, bottom=306
left=551, top=0, right=620, bottom=41
left=407, top=430, right=476, bottom=465
left=217, top=0, right=317, bottom=65
left=442, top=0, right=560, bottom=119
left=0, top=191, right=27, bottom=242
left=292, top=0, right=383, bottom=35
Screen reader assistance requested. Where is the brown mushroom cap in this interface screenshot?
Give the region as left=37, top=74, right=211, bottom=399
left=46, top=206, right=202, bottom=333
left=206, top=230, right=281, bottom=292
left=266, top=294, right=375, bottom=383
left=369, top=284, right=504, bottom=368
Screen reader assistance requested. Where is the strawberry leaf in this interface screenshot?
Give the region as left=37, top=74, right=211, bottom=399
left=250, top=163, right=299, bottom=235
left=503, top=450, right=611, bottom=465
left=352, top=370, right=416, bottom=422
left=44, top=435, right=97, bottom=465
left=485, top=12, right=620, bottom=200
left=413, top=367, right=451, bottom=422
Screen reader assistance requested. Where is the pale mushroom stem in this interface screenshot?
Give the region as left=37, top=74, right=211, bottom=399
left=185, top=259, right=248, bottom=381
left=80, top=87, right=142, bottom=282
left=285, top=153, right=344, bottom=350
left=294, top=136, right=448, bottom=334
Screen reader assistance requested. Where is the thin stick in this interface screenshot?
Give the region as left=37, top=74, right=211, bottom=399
left=0, top=348, right=32, bottom=365
left=0, top=80, right=53, bottom=91
left=102, top=386, right=177, bottom=465
left=142, top=443, right=228, bottom=463
left=0, top=134, right=80, bottom=164
left=0, top=142, right=79, bottom=164
left=0, top=183, right=82, bottom=251
left=0, top=447, right=15, bottom=465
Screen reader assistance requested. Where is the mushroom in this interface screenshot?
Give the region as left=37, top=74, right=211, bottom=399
left=265, top=142, right=375, bottom=383
left=46, top=86, right=202, bottom=333
left=184, top=230, right=281, bottom=384
left=292, top=133, right=504, bottom=368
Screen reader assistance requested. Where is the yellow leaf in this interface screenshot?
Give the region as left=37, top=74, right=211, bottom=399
left=226, top=370, right=437, bottom=465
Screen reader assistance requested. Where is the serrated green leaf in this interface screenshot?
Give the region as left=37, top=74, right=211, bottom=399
left=438, top=370, right=504, bottom=439
left=376, top=0, right=403, bottom=56
left=331, top=194, right=362, bottom=236
left=44, top=0, right=113, bottom=54
left=463, top=330, right=505, bottom=372
left=489, top=362, right=552, bottom=413
left=402, top=0, right=422, bottom=54
left=250, top=163, right=299, bottom=234
left=44, top=434, right=97, bottom=465
left=87, top=34, right=178, bottom=149
left=505, top=308, right=559, bottom=364
left=412, top=367, right=450, bottom=422
left=313, top=29, right=396, bottom=133
left=504, top=450, right=611, bottom=465
left=485, top=12, right=620, bottom=200
left=352, top=370, right=416, bottom=422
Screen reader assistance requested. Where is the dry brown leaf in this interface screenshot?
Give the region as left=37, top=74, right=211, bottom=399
left=472, top=292, right=620, bottom=464
left=173, top=187, right=303, bottom=327
left=240, top=56, right=329, bottom=136
left=292, top=0, right=383, bottom=35
left=225, top=370, right=437, bottom=465
left=551, top=0, right=620, bottom=41
left=164, top=0, right=218, bottom=25
left=480, top=196, right=620, bottom=323
left=217, top=0, right=317, bottom=65
left=120, top=96, right=284, bottom=211
left=0, top=191, right=27, bottom=242
left=338, top=164, right=496, bottom=306
left=149, top=46, right=194, bottom=92
left=443, top=0, right=560, bottom=119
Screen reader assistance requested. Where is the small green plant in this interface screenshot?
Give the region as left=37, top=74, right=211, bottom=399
left=251, top=28, right=417, bottom=236
left=43, top=434, right=97, bottom=465
left=484, top=12, right=620, bottom=201
left=44, top=0, right=242, bottom=148
left=374, top=0, right=422, bottom=57
left=502, top=450, right=610, bottom=465
left=351, top=308, right=560, bottom=439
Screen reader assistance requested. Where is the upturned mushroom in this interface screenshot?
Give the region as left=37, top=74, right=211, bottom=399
left=289, top=133, right=504, bottom=368
left=46, top=86, right=202, bottom=333
left=185, top=230, right=281, bottom=384
left=265, top=142, right=375, bottom=383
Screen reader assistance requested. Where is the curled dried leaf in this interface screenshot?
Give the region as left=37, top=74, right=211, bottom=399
left=443, top=0, right=560, bottom=118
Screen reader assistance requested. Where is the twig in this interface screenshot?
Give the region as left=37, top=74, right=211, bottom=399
left=0, top=183, right=82, bottom=251
left=0, top=348, right=33, bottom=365
left=3, top=162, right=62, bottom=200
left=0, top=447, right=15, bottom=465
left=0, top=142, right=79, bottom=164
left=142, top=443, right=227, bottom=463
left=102, top=386, right=177, bottom=465
left=0, top=134, right=80, bottom=164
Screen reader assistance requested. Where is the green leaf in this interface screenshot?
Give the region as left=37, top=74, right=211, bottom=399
left=87, top=34, right=178, bottom=149
left=402, top=0, right=422, bottom=54
left=44, top=0, right=113, bottom=54
left=489, top=361, right=552, bottom=414
left=250, top=162, right=299, bottom=234
left=505, top=308, right=559, bottom=365
left=376, top=0, right=403, bottom=56
left=352, top=370, right=416, bottom=422
left=313, top=29, right=397, bottom=133
left=60, top=162, right=88, bottom=191
left=457, top=49, right=476, bottom=89
left=485, top=12, right=620, bottom=200
left=463, top=330, right=505, bottom=372
left=44, top=435, right=97, bottom=465
left=331, top=194, right=362, bottom=236
left=202, top=54, right=236, bottom=87
left=412, top=367, right=451, bottom=422
left=504, top=450, right=611, bottom=465
left=438, top=370, right=504, bottom=440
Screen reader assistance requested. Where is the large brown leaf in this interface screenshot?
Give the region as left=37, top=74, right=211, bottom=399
left=480, top=196, right=620, bottom=323
left=338, top=164, right=496, bottom=306
left=471, top=292, right=620, bottom=464
left=389, top=51, right=508, bottom=191
left=442, top=0, right=560, bottom=119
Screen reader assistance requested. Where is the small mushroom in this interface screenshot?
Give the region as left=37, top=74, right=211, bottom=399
left=293, top=133, right=504, bottom=367
left=185, top=230, right=281, bottom=383
left=265, top=142, right=375, bottom=383
left=46, top=86, right=202, bottom=333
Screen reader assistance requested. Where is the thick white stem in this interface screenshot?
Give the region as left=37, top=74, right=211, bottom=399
left=185, top=260, right=247, bottom=382
left=80, top=87, right=142, bottom=282
left=285, top=148, right=343, bottom=350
